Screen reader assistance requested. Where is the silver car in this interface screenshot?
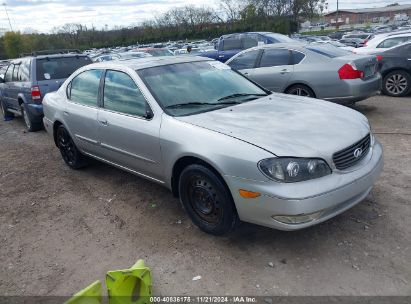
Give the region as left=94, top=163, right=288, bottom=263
left=226, top=43, right=382, bottom=104
left=42, top=56, right=383, bottom=235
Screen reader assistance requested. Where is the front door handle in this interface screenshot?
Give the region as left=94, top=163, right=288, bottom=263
left=280, top=69, right=290, bottom=74
left=243, top=72, right=249, bottom=75
left=63, top=111, right=69, bottom=116
left=99, top=120, right=108, bottom=126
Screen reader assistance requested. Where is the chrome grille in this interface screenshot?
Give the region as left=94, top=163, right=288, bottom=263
left=333, top=134, right=371, bottom=170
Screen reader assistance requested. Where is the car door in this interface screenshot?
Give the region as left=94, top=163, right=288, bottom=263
left=7, top=62, right=22, bottom=110
left=97, top=69, right=163, bottom=181
left=227, top=49, right=262, bottom=78
left=0, top=64, right=14, bottom=109
left=250, top=48, right=293, bottom=92
left=65, top=69, right=103, bottom=155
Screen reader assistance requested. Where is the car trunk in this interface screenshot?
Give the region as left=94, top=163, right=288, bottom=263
left=35, top=79, right=65, bottom=102
left=337, top=54, right=379, bottom=79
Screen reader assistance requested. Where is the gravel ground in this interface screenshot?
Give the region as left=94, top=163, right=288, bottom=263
left=0, top=95, right=410, bottom=297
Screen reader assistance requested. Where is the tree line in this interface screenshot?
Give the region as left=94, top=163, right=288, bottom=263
left=0, top=0, right=326, bottom=59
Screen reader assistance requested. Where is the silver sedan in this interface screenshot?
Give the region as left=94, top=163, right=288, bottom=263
left=42, top=56, right=383, bottom=235
left=226, top=43, right=382, bottom=105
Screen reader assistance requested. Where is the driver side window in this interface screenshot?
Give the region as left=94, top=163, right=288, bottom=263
left=227, top=50, right=260, bottom=70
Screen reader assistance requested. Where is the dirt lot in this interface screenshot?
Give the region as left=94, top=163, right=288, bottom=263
left=0, top=95, right=410, bottom=297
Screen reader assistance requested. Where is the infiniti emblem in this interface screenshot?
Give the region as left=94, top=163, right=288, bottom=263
left=353, top=148, right=363, bottom=158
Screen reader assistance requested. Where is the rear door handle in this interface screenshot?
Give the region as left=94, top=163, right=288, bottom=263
left=63, top=111, right=69, bottom=116
left=99, top=120, right=108, bottom=126
left=243, top=72, right=249, bottom=75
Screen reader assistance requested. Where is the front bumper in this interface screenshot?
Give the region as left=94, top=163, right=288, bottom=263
left=323, top=74, right=382, bottom=104
left=43, top=117, right=54, bottom=136
left=225, top=140, right=384, bottom=231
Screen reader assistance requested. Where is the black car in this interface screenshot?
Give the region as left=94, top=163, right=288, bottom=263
left=0, top=50, right=91, bottom=131
left=377, top=42, right=411, bottom=97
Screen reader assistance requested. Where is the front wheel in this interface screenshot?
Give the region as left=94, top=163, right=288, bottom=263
left=179, top=164, right=238, bottom=235
left=382, top=70, right=411, bottom=97
left=1, top=99, right=14, bottom=119
left=285, top=84, right=315, bottom=98
left=56, top=125, right=87, bottom=169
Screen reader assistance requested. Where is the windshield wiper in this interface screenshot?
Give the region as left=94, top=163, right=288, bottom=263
left=218, top=93, right=267, bottom=101
left=165, top=101, right=241, bottom=109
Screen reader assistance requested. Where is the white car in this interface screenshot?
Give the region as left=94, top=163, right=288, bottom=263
left=355, top=32, right=411, bottom=54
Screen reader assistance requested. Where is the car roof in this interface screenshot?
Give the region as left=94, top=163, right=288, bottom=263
left=246, top=42, right=306, bottom=51
left=89, top=55, right=210, bottom=70
left=14, top=53, right=89, bottom=62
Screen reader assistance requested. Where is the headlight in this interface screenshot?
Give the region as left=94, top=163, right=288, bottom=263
left=258, top=158, right=332, bottom=183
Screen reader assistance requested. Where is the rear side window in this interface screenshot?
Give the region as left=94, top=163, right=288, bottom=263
left=5, top=64, right=13, bottom=82
left=103, top=70, right=148, bottom=117
left=259, top=49, right=290, bottom=67
left=242, top=37, right=258, bottom=49
left=19, top=59, right=30, bottom=81
left=222, top=38, right=242, bottom=51
left=292, top=51, right=306, bottom=64
left=69, top=69, right=103, bottom=107
left=12, top=64, right=20, bottom=81
left=36, top=56, right=92, bottom=81
left=228, top=50, right=260, bottom=70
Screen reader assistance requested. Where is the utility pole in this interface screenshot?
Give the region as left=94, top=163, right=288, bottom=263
left=3, top=3, right=13, bottom=32
left=336, top=0, right=339, bottom=29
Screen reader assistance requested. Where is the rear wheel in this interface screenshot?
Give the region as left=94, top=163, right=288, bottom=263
left=285, top=84, right=315, bottom=98
left=56, top=125, right=87, bottom=169
left=179, top=164, right=238, bottom=235
left=382, top=70, right=411, bottom=97
left=21, top=103, right=42, bottom=132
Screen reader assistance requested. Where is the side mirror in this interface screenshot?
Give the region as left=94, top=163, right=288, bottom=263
left=144, top=109, right=154, bottom=120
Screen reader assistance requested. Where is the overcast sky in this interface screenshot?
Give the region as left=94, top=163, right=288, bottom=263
left=1, top=0, right=410, bottom=33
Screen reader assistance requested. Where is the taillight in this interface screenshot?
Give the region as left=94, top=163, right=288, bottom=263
left=338, top=63, right=364, bottom=80
left=31, top=86, right=41, bottom=101
left=376, top=55, right=383, bottom=62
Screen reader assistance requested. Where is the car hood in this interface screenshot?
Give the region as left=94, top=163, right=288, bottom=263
left=176, top=94, right=370, bottom=159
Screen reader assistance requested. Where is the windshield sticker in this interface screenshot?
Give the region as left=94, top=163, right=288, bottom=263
left=44, top=73, right=51, bottom=80
left=207, top=61, right=231, bottom=70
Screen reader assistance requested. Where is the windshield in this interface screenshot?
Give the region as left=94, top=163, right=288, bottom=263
left=137, top=61, right=267, bottom=117
left=265, top=33, right=295, bottom=43
left=305, top=45, right=351, bottom=58
left=328, top=41, right=346, bottom=47
left=147, top=49, right=173, bottom=56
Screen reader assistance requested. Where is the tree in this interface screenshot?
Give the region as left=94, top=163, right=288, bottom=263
left=3, top=32, right=24, bottom=58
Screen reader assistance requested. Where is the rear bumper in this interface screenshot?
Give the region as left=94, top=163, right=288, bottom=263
left=225, top=140, right=383, bottom=231
left=323, top=74, right=382, bottom=104
left=26, top=103, right=44, bottom=122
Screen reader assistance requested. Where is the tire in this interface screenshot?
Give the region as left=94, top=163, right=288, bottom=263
left=178, top=164, right=238, bottom=235
left=285, top=84, right=315, bottom=98
left=382, top=70, right=411, bottom=97
left=56, top=125, right=87, bottom=169
left=20, top=103, right=42, bottom=132
left=0, top=99, right=14, bottom=119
